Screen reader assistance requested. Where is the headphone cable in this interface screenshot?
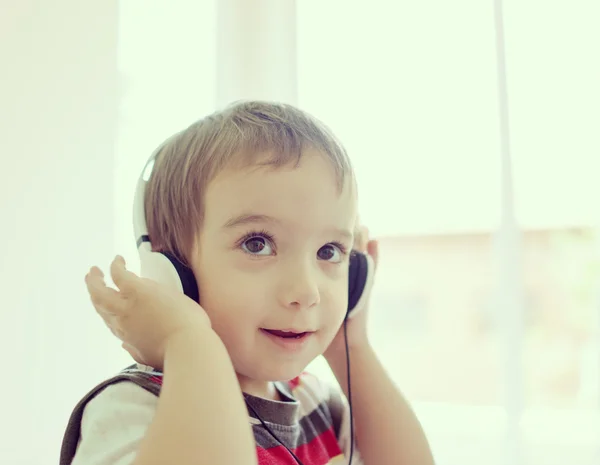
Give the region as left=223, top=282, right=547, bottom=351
left=343, top=318, right=355, bottom=465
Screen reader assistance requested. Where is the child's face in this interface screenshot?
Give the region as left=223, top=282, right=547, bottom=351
left=190, top=150, right=357, bottom=388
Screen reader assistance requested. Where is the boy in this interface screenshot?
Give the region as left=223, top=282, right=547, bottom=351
left=67, top=101, right=434, bottom=465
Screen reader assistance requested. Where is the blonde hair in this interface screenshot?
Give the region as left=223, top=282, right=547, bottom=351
left=145, top=100, right=355, bottom=266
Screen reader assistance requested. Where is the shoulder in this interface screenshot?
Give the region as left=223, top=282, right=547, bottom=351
left=71, top=381, right=158, bottom=465
left=82, top=379, right=159, bottom=426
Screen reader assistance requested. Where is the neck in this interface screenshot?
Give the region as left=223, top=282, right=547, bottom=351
left=237, top=373, right=282, bottom=401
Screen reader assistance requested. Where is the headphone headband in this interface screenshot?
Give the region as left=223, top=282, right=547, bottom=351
left=132, top=154, right=157, bottom=247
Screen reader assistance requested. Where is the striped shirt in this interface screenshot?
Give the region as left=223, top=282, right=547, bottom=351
left=60, top=364, right=363, bottom=465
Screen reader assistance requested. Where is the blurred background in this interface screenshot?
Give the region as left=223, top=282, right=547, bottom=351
left=1, top=1, right=599, bottom=464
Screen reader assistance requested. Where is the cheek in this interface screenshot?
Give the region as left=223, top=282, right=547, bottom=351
left=320, top=279, right=349, bottom=327
left=197, top=274, right=258, bottom=352
left=195, top=259, right=268, bottom=326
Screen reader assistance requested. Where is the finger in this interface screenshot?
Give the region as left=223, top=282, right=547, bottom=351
left=354, top=225, right=369, bottom=253
left=87, top=266, right=105, bottom=279
left=96, top=311, right=126, bottom=342
left=110, top=255, right=139, bottom=294
left=109, top=321, right=125, bottom=340
left=100, top=316, right=122, bottom=339
left=367, top=239, right=379, bottom=271
left=85, top=268, right=123, bottom=314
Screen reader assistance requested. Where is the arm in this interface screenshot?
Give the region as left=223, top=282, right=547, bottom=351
left=328, top=344, right=435, bottom=465
left=132, top=326, right=257, bottom=465
left=83, top=257, right=257, bottom=465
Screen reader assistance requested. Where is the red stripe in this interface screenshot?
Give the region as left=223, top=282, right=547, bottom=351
left=287, top=371, right=314, bottom=391
left=148, top=375, right=163, bottom=385
left=256, top=426, right=342, bottom=465
left=287, top=376, right=301, bottom=390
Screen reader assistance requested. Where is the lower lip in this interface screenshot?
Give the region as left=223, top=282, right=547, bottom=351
left=260, top=329, right=313, bottom=351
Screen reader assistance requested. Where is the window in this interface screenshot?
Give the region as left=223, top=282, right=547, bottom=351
left=299, top=1, right=600, bottom=464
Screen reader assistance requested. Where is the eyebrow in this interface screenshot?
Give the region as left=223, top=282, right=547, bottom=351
left=222, top=213, right=354, bottom=240
left=223, top=214, right=280, bottom=229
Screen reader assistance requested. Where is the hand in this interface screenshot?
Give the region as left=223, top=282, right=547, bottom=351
left=323, top=224, right=379, bottom=362
left=85, top=255, right=211, bottom=370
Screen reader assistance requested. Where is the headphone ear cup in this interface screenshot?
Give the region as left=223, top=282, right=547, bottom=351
left=347, top=251, right=375, bottom=319
left=161, top=252, right=200, bottom=303
left=138, top=243, right=200, bottom=303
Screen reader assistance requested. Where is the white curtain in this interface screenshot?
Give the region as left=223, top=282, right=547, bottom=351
left=2, top=1, right=598, bottom=464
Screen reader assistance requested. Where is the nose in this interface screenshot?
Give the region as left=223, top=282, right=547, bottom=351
left=278, top=260, right=321, bottom=310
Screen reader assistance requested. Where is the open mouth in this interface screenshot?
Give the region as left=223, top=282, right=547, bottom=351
left=262, top=329, right=309, bottom=339
left=260, top=328, right=314, bottom=351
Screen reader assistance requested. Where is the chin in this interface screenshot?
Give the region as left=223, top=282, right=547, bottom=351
left=264, top=364, right=309, bottom=382
left=241, top=358, right=312, bottom=382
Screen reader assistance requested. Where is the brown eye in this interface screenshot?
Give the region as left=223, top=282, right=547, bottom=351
left=317, top=244, right=342, bottom=263
left=242, top=236, right=272, bottom=255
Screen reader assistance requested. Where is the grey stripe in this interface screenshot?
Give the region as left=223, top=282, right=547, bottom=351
left=250, top=400, right=335, bottom=450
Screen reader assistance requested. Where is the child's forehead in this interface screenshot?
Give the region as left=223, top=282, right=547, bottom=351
left=221, top=147, right=348, bottom=185
left=210, top=150, right=350, bottom=196
left=223, top=147, right=311, bottom=172
left=202, top=152, right=357, bottom=232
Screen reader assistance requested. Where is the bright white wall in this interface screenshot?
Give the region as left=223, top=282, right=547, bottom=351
left=113, top=0, right=216, bottom=272
left=1, top=1, right=121, bottom=462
